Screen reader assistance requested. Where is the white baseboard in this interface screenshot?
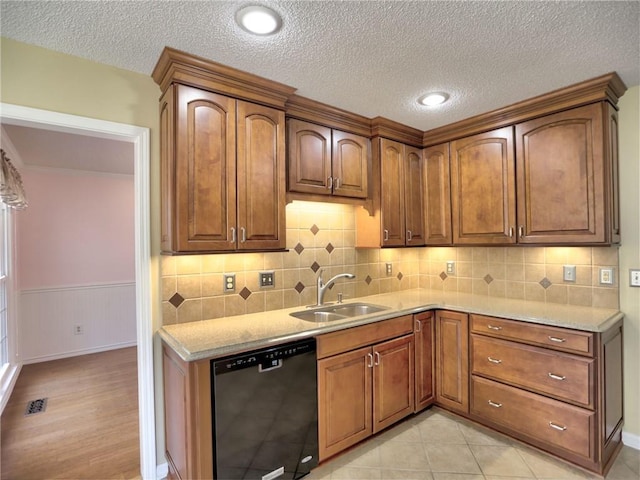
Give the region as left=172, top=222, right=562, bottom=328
left=156, top=462, right=169, bottom=479
left=623, top=430, right=640, bottom=450
left=22, top=341, right=137, bottom=365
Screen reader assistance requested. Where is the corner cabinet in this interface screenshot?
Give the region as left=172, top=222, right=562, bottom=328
left=160, top=84, right=286, bottom=253
left=287, top=118, right=369, bottom=199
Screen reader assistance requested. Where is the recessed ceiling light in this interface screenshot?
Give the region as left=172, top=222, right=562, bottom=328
left=418, top=92, right=449, bottom=106
left=236, top=5, right=282, bottom=35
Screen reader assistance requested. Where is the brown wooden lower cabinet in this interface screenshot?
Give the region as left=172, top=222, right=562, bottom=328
left=316, top=315, right=414, bottom=461
left=414, top=311, right=435, bottom=412
left=435, top=310, right=469, bottom=414
left=467, top=313, right=624, bottom=475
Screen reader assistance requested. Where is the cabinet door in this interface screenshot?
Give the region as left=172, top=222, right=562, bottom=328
left=379, top=138, right=405, bottom=246
left=404, top=146, right=426, bottom=246
left=174, top=85, right=237, bottom=252
left=236, top=101, right=286, bottom=250
left=435, top=310, right=469, bottom=414
left=287, top=119, right=332, bottom=195
left=373, top=335, right=415, bottom=432
left=423, top=143, right=452, bottom=245
left=317, top=346, right=372, bottom=461
left=515, top=103, right=608, bottom=244
left=332, top=130, right=369, bottom=198
left=451, top=127, right=516, bottom=244
left=414, top=312, right=435, bottom=412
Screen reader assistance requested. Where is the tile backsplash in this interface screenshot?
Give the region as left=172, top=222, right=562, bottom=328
left=161, top=201, right=620, bottom=325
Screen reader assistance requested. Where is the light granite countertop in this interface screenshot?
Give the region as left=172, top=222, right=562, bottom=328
left=158, top=288, right=624, bottom=362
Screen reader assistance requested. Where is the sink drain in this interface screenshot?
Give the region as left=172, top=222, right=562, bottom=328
left=25, top=398, right=47, bottom=416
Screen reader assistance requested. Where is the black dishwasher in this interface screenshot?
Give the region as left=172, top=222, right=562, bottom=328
left=211, top=338, right=318, bottom=480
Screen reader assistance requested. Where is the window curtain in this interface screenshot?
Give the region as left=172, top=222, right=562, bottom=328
left=0, top=149, right=27, bottom=210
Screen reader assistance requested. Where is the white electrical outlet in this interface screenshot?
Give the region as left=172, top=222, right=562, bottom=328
left=386, top=263, right=392, bottom=276
left=630, top=269, right=640, bottom=287
left=563, top=265, right=576, bottom=282
left=599, top=268, right=614, bottom=286
left=73, top=324, right=83, bottom=335
left=446, top=261, right=456, bottom=275
left=224, top=273, right=236, bottom=292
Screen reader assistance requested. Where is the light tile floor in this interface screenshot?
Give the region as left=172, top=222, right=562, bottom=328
left=307, top=407, right=640, bottom=480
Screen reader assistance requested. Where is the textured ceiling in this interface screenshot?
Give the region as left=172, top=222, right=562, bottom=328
left=1, top=0, right=639, bottom=132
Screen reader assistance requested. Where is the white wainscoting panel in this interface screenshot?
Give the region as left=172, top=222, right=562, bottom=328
left=20, top=283, right=137, bottom=363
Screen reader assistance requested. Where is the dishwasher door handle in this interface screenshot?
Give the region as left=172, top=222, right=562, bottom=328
left=258, top=359, right=283, bottom=373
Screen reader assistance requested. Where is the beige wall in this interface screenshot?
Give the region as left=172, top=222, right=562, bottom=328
left=618, top=85, right=640, bottom=441
left=0, top=37, right=166, bottom=461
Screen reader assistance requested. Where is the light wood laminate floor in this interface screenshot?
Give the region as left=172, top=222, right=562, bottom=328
left=308, top=407, right=640, bottom=480
left=1, top=347, right=140, bottom=479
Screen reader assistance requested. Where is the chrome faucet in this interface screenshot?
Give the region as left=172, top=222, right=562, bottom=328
left=316, top=269, right=355, bottom=306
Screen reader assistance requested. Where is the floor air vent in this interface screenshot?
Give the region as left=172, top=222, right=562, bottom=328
left=25, top=398, right=47, bottom=416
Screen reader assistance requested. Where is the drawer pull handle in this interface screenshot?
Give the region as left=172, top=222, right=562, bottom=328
left=488, top=400, right=503, bottom=408
left=549, top=422, right=567, bottom=431
left=487, top=356, right=502, bottom=364
left=548, top=336, right=566, bottom=343
left=548, top=372, right=566, bottom=381
left=487, top=325, right=502, bottom=331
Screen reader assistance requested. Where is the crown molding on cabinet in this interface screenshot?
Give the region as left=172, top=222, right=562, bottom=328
left=152, top=47, right=296, bottom=109
left=370, top=116, right=424, bottom=147
left=423, top=72, right=627, bottom=147
left=285, top=94, right=372, bottom=137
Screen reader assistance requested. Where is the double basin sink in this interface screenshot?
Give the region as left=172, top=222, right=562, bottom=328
left=290, top=302, right=388, bottom=322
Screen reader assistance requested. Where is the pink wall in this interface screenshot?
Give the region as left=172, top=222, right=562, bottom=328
left=17, top=168, right=135, bottom=290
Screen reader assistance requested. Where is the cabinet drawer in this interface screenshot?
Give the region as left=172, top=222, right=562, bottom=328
left=471, top=335, right=594, bottom=408
left=316, top=315, right=413, bottom=359
left=471, top=376, right=596, bottom=460
left=471, top=314, right=594, bottom=356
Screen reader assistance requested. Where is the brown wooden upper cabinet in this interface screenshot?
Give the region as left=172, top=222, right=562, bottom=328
left=423, top=143, right=453, bottom=244
left=160, top=84, right=286, bottom=253
left=450, top=127, right=516, bottom=244
left=449, top=102, right=620, bottom=245
left=356, top=138, right=425, bottom=247
left=287, top=119, right=369, bottom=199
left=515, top=102, right=620, bottom=244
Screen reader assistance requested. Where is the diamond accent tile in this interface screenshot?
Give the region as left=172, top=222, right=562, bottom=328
left=539, top=277, right=552, bottom=289
left=294, top=243, right=304, bottom=255
left=440, top=272, right=448, bottom=281
left=484, top=274, right=494, bottom=284
left=294, top=282, right=305, bottom=293
left=310, top=224, right=320, bottom=235
left=325, top=243, right=334, bottom=254
left=169, top=293, right=184, bottom=308
left=365, top=275, right=372, bottom=285
left=397, top=272, right=403, bottom=281
left=239, top=287, right=252, bottom=300
left=310, top=261, right=321, bottom=273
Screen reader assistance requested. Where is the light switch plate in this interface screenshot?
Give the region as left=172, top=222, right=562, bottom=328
left=259, top=271, right=275, bottom=288
left=563, top=265, right=576, bottom=282
left=630, top=269, right=640, bottom=287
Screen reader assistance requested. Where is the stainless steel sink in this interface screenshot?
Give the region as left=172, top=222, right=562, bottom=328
left=290, top=302, right=389, bottom=322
